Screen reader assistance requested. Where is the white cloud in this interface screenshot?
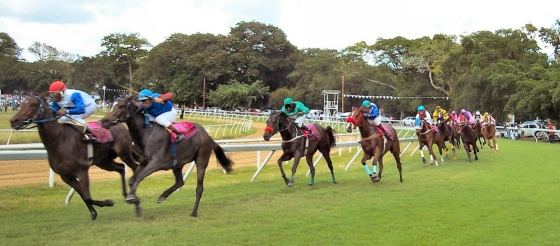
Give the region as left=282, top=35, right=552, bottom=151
left=0, top=0, right=558, bottom=61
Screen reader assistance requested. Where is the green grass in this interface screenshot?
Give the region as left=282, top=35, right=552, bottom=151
left=0, top=111, right=256, bottom=144
left=1, top=139, right=559, bottom=245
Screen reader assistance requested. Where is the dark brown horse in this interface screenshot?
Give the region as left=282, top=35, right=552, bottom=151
left=263, top=111, right=337, bottom=187
left=100, top=95, right=234, bottom=217
left=473, top=121, right=486, bottom=149
left=482, top=114, right=499, bottom=153
left=416, top=120, right=447, bottom=166
left=346, top=108, right=403, bottom=183
left=9, top=93, right=139, bottom=220
left=437, top=117, right=461, bottom=160
left=459, top=122, right=479, bottom=162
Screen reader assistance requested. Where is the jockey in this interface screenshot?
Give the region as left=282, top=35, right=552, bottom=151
left=361, top=100, right=391, bottom=139
left=432, top=106, right=449, bottom=123
left=482, top=112, right=495, bottom=128
left=138, top=89, right=184, bottom=141
left=474, top=111, right=482, bottom=123
left=459, top=109, right=474, bottom=125
left=281, top=97, right=313, bottom=137
left=48, top=80, right=97, bottom=141
left=449, top=110, right=459, bottom=124
left=415, top=105, right=434, bottom=128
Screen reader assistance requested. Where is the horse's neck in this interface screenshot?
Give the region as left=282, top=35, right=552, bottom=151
left=127, top=114, right=150, bottom=145
left=279, top=121, right=299, bottom=140
left=358, top=123, right=379, bottom=138
left=36, top=120, right=64, bottom=152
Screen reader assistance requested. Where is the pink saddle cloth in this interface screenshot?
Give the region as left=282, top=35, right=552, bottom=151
left=303, top=124, right=319, bottom=141
left=169, top=121, right=198, bottom=142
left=87, top=121, right=114, bottom=143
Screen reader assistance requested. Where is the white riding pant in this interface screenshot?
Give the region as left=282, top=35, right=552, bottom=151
left=367, top=117, right=382, bottom=126
left=147, top=110, right=177, bottom=128
left=294, top=115, right=306, bottom=127
left=58, top=104, right=96, bottom=125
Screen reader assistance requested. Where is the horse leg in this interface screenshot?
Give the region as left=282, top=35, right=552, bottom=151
left=361, top=152, right=373, bottom=177
left=463, top=141, right=472, bottom=163
left=370, top=155, right=381, bottom=183
left=391, top=147, right=404, bottom=183
left=305, top=151, right=316, bottom=186
left=276, top=154, right=290, bottom=185
left=377, top=154, right=384, bottom=181
left=191, top=155, right=210, bottom=217
left=158, top=166, right=185, bottom=203
left=96, top=157, right=128, bottom=198
left=493, top=136, right=499, bottom=153
left=427, top=141, right=438, bottom=166
left=287, top=152, right=304, bottom=187
left=419, top=142, right=427, bottom=164
left=126, top=161, right=161, bottom=210
left=438, top=142, right=445, bottom=165
left=59, top=173, right=99, bottom=220
left=320, top=149, right=337, bottom=184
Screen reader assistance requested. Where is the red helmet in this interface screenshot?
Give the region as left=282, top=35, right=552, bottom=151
left=48, top=81, right=67, bottom=92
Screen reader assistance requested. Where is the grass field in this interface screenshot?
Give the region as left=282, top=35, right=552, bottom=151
left=0, top=139, right=559, bottom=245
left=0, top=110, right=256, bottom=143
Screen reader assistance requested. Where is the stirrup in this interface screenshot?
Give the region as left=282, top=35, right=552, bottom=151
left=83, top=134, right=97, bottom=142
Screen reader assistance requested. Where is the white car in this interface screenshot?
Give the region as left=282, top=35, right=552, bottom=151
left=402, top=116, right=415, bottom=126
left=262, top=109, right=273, bottom=116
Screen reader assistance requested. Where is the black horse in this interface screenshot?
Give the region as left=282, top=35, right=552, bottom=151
left=459, top=122, right=479, bottom=162
left=10, top=93, right=139, bottom=220
left=263, top=111, right=337, bottom=187
left=101, top=95, right=234, bottom=217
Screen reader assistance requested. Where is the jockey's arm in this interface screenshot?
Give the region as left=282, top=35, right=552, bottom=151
left=68, top=92, right=86, bottom=115
left=370, top=105, right=379, bottom=118
left=296, top=102, right=310, bottom=114
left=158, top=92, right=174, bottom=102
left=50, top=101, right=60, bottom=113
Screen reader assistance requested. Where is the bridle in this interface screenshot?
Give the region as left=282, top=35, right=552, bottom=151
left=109, top=98, right=144, bottom=125
left=347, top=108, right=381, bottom=141
left=17, top=95, right=59, bottom=129
left=264, top=113, right=303, bottom=142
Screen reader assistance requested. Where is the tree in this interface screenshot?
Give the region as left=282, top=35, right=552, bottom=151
left=101, top=33, right=151, bottom=91
left=524, top=20, right=560, bottom=61
left=207, top=80, right=270, bottom=109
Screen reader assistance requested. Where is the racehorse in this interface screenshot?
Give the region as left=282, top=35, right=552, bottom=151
left=459, top=122, right=479, bottom=162
left=436, top=117, right=459, bottom=160
left=346, top=108, right=403, bottom=183
left=10, top=93, right=139, bottom=220
left=473, top=121, right=486, bottom=149
left=100, top=95, right=234, bottom=217
left=416, top=120, right=447, bottom=166
left=482, top=114, right=499, bottom=153
left=263, top=111, right=337, bottom=187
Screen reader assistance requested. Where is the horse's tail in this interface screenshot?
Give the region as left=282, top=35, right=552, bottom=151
left=325, top=126, right=337, bottom=148
left=213, top=141, right=234, bottom=173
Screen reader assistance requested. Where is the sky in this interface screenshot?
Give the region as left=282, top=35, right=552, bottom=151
left=1, top=0, right=559, bottom=61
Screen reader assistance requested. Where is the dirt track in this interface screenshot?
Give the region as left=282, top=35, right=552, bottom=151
left=0, top=122, right=299, bottom=188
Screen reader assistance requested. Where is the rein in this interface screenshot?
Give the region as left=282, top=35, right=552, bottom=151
left=266, top=113, right=304, bottom=143
left=349, top=109, right=380, bottom=141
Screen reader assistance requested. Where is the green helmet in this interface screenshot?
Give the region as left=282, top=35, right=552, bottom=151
left=283, top=97, right=294, bottom=105
left=362, top=100, right=371, bottom=107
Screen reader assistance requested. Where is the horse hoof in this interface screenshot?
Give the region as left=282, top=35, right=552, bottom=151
left=135, top=206, right=143, bottom=217
left=125, top=194, right=137, bottom=204
left=332, top=180, right=338, bottom=184
left=308, top=183, right=314, bottom=186
left=287, top=182, right=294, bottom=187
left=190, top=212, right=198, bottom=217
left=91, top=211, right=97, bottom=221
left=105, top=199, right=115, bottom=207
left=371, top=177, right=380, bottom=183
left=157, top=196, right=166, bottom=203
left=422, top=159, right=426, bottom=164
left=453, top=157, right=457, bottom=160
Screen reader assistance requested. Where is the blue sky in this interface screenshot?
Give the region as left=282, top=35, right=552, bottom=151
left=0, top=0, right=558, bottom=61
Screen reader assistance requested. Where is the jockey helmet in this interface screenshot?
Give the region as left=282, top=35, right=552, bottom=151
left=48, top=81, right=67, bottom=93
left=436, top=106, right=441, bottom=109
left=484, top=112, right=489, bottom=115
left=283, top=97, right=294, bottom=105
left=451, top=110, right=456, bottom=115
left=461, top=109, right=466, bottom=114
left=361, top=100, right=371, bottom=107
left=417, top=105, right=425, bottom=111
left=475, top=111, right=481, bottom=115
left=138, top=89, right=154, bottom=101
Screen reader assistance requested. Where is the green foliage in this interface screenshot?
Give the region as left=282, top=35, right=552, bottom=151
left=207, top=80, right=270, bottom=109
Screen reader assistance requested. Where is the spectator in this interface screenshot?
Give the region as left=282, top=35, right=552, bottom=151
left=549, top=121, right=555, bottom=144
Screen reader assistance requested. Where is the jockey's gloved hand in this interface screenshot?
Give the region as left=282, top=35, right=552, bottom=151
left=56, top=109, right=67, bottom=116
left=297, top=112, right=304, bottom=116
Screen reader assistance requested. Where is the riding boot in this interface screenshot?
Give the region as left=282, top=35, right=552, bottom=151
left=300, top=124, right=314, bottom=137
left=379, top=125, right=392, bottom=140
left=168, top=124, right=184, bottom=142
left=83, top=127, right=97, bottom=142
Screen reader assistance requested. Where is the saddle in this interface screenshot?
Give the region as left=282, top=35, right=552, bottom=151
left=64, top=121, right=114, bottom=143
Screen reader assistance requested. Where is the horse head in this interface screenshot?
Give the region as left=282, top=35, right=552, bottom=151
left=263, top=111, right=292, bottom=141
left=10, top=93, right=54, bottom=130
left=346, top=107, right=366, bottom=133
left=416, top=120, right=432, bottom=135
left=101, top=95, right=142, bottom=129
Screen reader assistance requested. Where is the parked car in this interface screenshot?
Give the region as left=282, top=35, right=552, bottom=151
left=262, top=109, right=273, bottom=116
left=402, top=116, right=416, bottom=126
left=335, top=112, right=351, bottom=122
left=519, top=121, right=547, bottom=138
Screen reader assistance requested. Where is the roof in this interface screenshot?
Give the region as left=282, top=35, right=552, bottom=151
left=321, top=90, right=341, bottom=94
